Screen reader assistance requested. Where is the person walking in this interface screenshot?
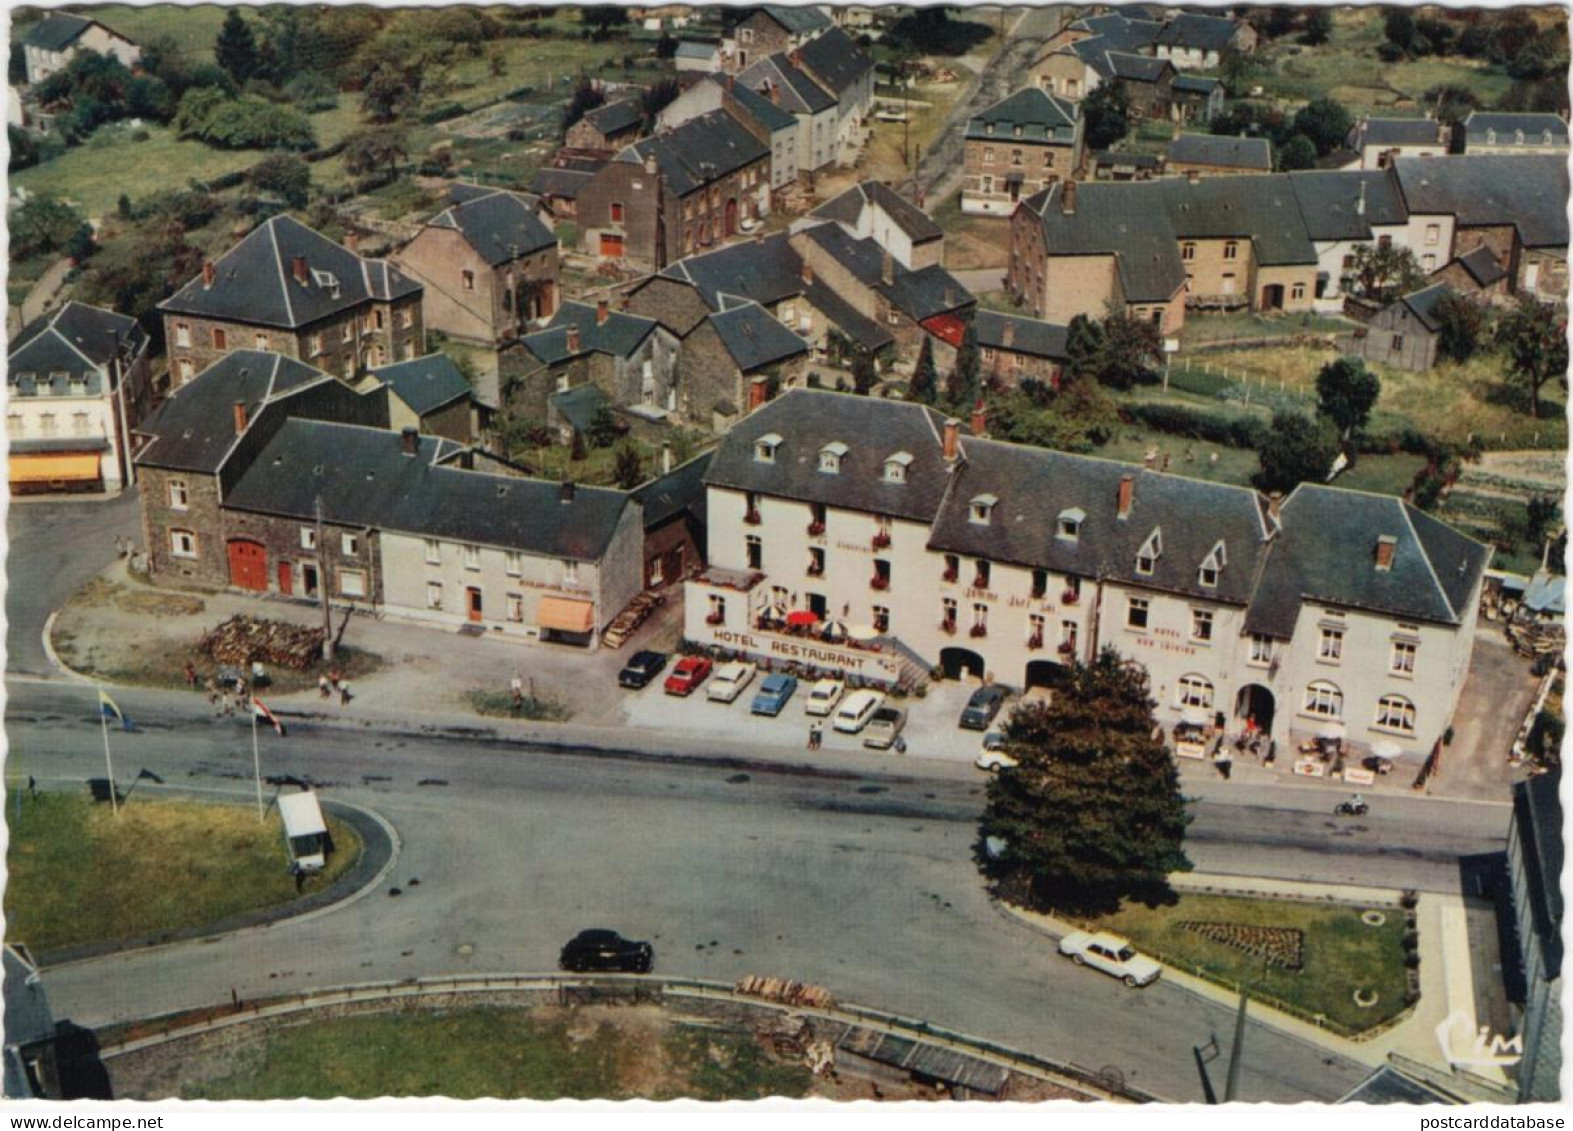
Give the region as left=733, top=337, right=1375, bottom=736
left=338, top=679, right=353, bottom=707
left=183, top=661, right=197, bottom=688
left=318, top=674, right=332, bottom=700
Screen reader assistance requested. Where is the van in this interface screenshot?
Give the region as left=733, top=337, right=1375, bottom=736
left=278, top=789, right=330, bottom=874
left=833, top=689, right=884, bottom=734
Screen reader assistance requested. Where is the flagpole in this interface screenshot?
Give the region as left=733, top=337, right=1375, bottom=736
left=251, top=701, right=264, bottom=822
left=100, top=696, right=119, bottom=816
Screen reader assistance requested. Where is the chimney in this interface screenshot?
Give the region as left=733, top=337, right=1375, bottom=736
left=768, top=82, right=781, bottom=106
left=881, top=247, right=894, bottom=286
left=1356, top=179, right=1367, bottom=216
left=748, top=377, right=769, bottom=410
left=1375, top=534, right=1397, bottom=571
left=344, top=231, right=358, bottom=253
left=790, top=48, right=802, bottom=67
left=202, top=261, right=216, bottom=288
left=970, top=397, right=987, bottom=438
left=1061, top=180, right=1077, bottom=215
left=597, top=298, right=609, bottom=325
left=643, top=151, right=658, bottom=176
left=1116, top=473, right=1134, bottom=519
left=1001, top=319, right=1016, bottom=348
left=400, top=426, right=419, bottom=457
left=292, top=255, right=308, bottom=285
left=232, top=399, right=248, bottom=436
left=942, top=418, right=960, bottom=463
left=566, top=325, right=582, bottom=353
left=800, top=260, right=814, bottom=286
left=560, top=479, right=576, bottom=504
left=661, top=440, right=673, bottom=475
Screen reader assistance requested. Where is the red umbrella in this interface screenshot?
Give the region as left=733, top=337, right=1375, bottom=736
left=786, top=611, right=820, bottom=627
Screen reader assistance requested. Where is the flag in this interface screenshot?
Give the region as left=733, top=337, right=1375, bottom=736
left=251, top=697, right=286, bottom=737
left=98, top=689, right=132, bottom=731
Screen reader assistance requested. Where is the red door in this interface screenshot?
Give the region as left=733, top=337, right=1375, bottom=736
left=467, top=587, right=483, bottom=623
left=227, top=540, right=268, bottom=591
left=277, top=561, right=293, bottom=595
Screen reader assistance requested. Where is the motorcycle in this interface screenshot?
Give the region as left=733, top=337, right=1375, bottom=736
left=1334, top=800, right=1369, bottom=817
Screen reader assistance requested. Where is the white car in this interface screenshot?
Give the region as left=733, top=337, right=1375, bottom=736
left=706, top=661, right=757, bottom=703
left=974, top=731, right=1018, bottom=772
left=1057, top=931, right=1162, bottom=988
left=832, top=689, right=884, bottom=733
left=804, top=678, right=846, bottom=717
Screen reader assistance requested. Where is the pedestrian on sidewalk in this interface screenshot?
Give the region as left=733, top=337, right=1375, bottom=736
left=808, top=721, right=822, bottom=750
left=318, top=674, right=332, bottom=699
left=339, top=679, right=353, bottom=707
left=183, top=661, right=197, bottom=688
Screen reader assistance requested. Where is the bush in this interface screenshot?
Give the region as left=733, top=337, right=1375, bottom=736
left=1122, top=402, right=1267, bottom=449
left=284, top=72, right=339, bottom=113
left=1376, top=41, right=1407, bottom=63
left=421, top=101, right=469, bottom=124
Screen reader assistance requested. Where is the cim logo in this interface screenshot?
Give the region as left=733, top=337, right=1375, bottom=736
left=1434, top=1010, right=1523, bottom=1068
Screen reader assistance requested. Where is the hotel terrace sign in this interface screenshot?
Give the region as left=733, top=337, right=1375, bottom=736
left=709, top=628, right=903, bottom=682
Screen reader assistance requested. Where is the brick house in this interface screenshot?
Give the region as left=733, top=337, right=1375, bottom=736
left=391, top=186, right=560, bottom=348
left=1432, top=244, right=1511, bottom=302
left=370, top=354, right=482, bottom=444
left=577, top=108, right=771, bottom=271
left=962, top=88, right=1084, bottom=216
left=723, top=4, right=833, bottom=73
left=160, top=216, right=424, bottom=388
left=975, top=310, right=1069, bottom=390
left=630, top=450, right=712, bottom=589
left=672, top=298, right=810, bottom=431
left=565, top=97, right=645, bottom=152
left=661, top=72, right=800, bottom=192
left=1165, top=134, right=1272, bottom=178
left=500, top=300, right=679, bottom=422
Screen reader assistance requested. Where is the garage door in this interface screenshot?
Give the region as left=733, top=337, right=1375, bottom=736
left=227, top=539, right=268, bottom=592
left=599, top=233, right=625, bottom=258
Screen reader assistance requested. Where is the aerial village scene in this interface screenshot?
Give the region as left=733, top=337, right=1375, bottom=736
left=0, top=0, right=1568, bottom=1111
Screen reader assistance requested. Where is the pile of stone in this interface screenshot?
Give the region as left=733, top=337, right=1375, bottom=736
left=734, top=975, right=837, bottom=1010
left=198, top=615, right=326, bottom=670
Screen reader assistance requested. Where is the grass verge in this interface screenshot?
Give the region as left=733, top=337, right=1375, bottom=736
left=465, top=688, right=574, bottom=722
left=4, top=792, right=361, bottom=955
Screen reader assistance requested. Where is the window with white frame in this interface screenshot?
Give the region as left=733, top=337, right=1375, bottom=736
left=746, top=534, right=763, bottom=570
left=969, top=495, right=997, bottom=525
left=341, top=532, right=360, bottom=558
left=1198, top=540, right=1226, bottom=587
left=300, top=527, right=317, bottom=551
left=339, top=569, right=367, bottom=598
left=427, top=582, right=443, bottom=609
left=1391, top=639, right=1417, bottom=675
left=755, top=434, right=781, bottom=463
left=5, top=414, right=21, bottom=438
left=507, top=593, right=524, bottom=622
left=873, top=605, right=890, bottom=633
left=1127, top=596, right=1149, bottom=630
left=1303, top=680, right=1343, bottom=718
left=1177, top=673, right=1214, bottom=708
left=1375, top=694, right=1415, bottom=734
left=175, top=323, right=191, bottom=348
left=1136, top=528, right=1162, bottom=575
left=424, top=539, right=441, bottom=565
left=1057, top=508, right=1084, bottom=541
left=562, top=560, right=580, bottom=585
left=819, top=441, right=847, bottom=474
left=1249, top=634, right=1274, bottom=665
left=170, top=529, right=198, bottom=559
left=463, top=544, right=481, bottom=571
left=168, top=479, right=189, bottom=510
left=884, top=452, right=912, bottom=483
left=254, top=333, right=270, bottom=350
left=1319, top=626, right=1343, bottom=661
left=1190, top=608, right=1214, bottom=642
left=505, top=551, right=523, bottom=577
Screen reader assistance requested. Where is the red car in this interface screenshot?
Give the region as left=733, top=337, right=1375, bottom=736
left=663, top=656, right=713, bottom=696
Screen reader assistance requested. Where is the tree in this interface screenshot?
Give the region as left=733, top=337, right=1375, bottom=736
left=945, top=322, right=979, bottom=406
left=851, top=349, right=878, bottom=396
left=1527, top=494, right=1561, bottom=549
left=215, top=8, right=261, bottom=84
left=10, top=195, right=88, bottom=258
left=249, top=153, right=312, bottom=207
left=199, top=97, right=316, bottom=150
left=1291, top=96, right=1353, bottom=156
left=1096, top=311, right=1161, bottom=391
left=341, top=126, right=409, bottom=181
left=910, top=334, right=938, bottom=404
left=1349, top=242, right=1424, bottom=299
left=639, top=77, right=680, bottom=127
left=1063, top=313, right=1106, bottom=384
left=1255, top=410, right=1339, bottom=493
left=1497, top=296, right=1569, bottom=419
left=569, top=427, right=588, bottom=462
left=1081, top=82, right=1131, bottom=150
left=656, top=32, right=678, bottom=59
left=1314, top=357, right=1381, bottom=441
left=1432, top=293, right=1485, bottom=363
left=587, top=405, right=621, bottom=448
left=1300, top=8, right=1332, bottom=46
left=1384, top=8, right=1416, bottom=54
left=361, top=66, right=419, bottom=122
left=126, top=75, right=175, bottom=122
left=8, top=39, right=25, bottom=85
left=977, top=648, right=1191, bottom=915
left=1277, top=133, right=1316, bottom=170
left=8, top=125, right=39, bottom=172
left=584, top=6, right=630, bottom=34
left=613, top=441, right=644, bottom=489
left=562, top=76, right=606, bottom=131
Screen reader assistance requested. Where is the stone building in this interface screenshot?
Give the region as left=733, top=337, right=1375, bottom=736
left=1344, top=117, right=1450, bottom=170
left=19, top=11, right=139, bottom=85
left=564, top=98, right=645, bottom=152
left=810, top=181, right=944, bottom=270
left=660, top=73, right=800, bottom=192
left=6, top=302, right=152, bottom=496
left=1165, top=134, right=1271, bottom=178
left=1462, top=112, right=1570, bottom=156
left=500, top=300, right=679, bottom=422
left=962, top=88, right=1084, bottom=216
left=974, top=310, right=1068, bottom=390
left=671, top=297, right=810, bottom=431
left=1152, top=12, right=1257, bottom=70
left=631, top=450, right=712, bottom=589
left=722, top=4, right=833, bottom=73
left=160, top=216, right=424, bottom=387
left=370, top=354, right=482, bottom=444
left=390, top=186, right=559, bottom=348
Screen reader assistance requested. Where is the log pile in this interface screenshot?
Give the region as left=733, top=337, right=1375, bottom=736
left=198, top=615, right=326, bottom=670
left=734, top=975, right=837, bottom=1010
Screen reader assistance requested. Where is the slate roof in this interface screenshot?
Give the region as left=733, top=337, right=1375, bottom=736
left=223, top=420, right=632, bottom=561
left=1169, top=133, right=1271, bottom=171
left=1245, top=485, right=1491, bottom=636
left=758, top=4, right=833, bottom=36
left=21, top=12, right=98, bottom=51
left=1172, top=74, right=1221, bottom=96
left=1068, top=13, right=1160, bottom=54
left=371, top=354, right=472, bottom=416
left=616, top=109, right=770, bottom=197
left=160, top=216, right=421, bottom=330
left=738, top=54, right=835, bottom=115
left=528, top=167, right=596, bottom=201
left=427, top=188, right=556, bottom=266
left=794, top=26, right=874, bottom=96
left=1027, top=180, right=1189, bottom=303
left=1288, top=170, right=1407, bottom=240
left=1512, top=770, right=1564, bottom=981
left=1155, top=12, right=1240, bottom=51
left=1398, top=283, right=1452, bottom=333
left=8, top=301, right=146, bottom=397
left=705, top=389, right=954, bottom=524
left=1091, top=149, right=1161, bottom=170
left=812, top=181, right=944, bottom=244
left=549, top=384, right=609, bottom=433
left=797, top=222, right=972, bottom=321
left=135, top=351, right=328, bottom=473
left=1353, top=117, right=1446, bottom=149
left=1464, top=111, right=1570, bottom=149
left=661, top=231, right=805, bottom=308
left=675, top=41, right=719, bottom=60
left=518, top=301, right=658, bottom=365
left=1102, top=51, right=1173, bottom=83
left=583, top=98, right=645, bottom=139
left=631, top=450, right=713, bottom=528
left=966, top=87, right=1079, bottom=144
left=710, top=298, right=810, bottom=372
left=974, top=311, right=1069, bottom=360
left=802, top=280, right=892, bottom=352
left=705, top=72, right=797, bottom=133
left=1454, top=244, right=1508, bottom=287
left=1393, top=155, right=1570, bottom=248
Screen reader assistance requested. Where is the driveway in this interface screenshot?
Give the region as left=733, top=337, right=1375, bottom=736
left=1429, top=626, right=1540, bottom=801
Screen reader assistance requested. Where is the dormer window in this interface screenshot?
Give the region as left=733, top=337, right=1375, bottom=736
left=969, top=494, right=998, bottom=525
left=819, top=441, right=847, bottom=474
left=755, top=432, right=782, bottom=463
left=884, top=451, right=913, bottom=484
left=1057, top=507, right=1085, bottom=541
left=1136, top=528, right=1162, bottom=576
left=1198, top=540, right=1226, bottom=588
left=985, top=122, right=995, bottom=136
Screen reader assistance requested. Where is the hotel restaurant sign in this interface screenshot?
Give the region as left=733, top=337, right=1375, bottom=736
left=699, top=624, right=904, bottom=684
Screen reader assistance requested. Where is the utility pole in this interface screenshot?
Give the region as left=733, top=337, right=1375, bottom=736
left=107, top=329, right=135, bottom=490
left=315, top=495, right=335, bottom=662
left=1223, top=987, right=1249, bottom=1102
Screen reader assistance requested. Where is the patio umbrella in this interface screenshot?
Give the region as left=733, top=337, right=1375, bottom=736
left=786, top=610, right=819, bottom=628
left=847, top=624, right=880, bottom=642
left=822, top=619, right=847, bottom=639
left=1370, top=739, right=1403, bottom=761
left=763, top=603, right=787, bottom=621
left=1179, top=706, right=1210, bottom=728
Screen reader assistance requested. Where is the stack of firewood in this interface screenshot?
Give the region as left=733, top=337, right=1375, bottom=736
left=198, top=615, right=326, bottom=670
left=734, top=975, right=837, bottom=1010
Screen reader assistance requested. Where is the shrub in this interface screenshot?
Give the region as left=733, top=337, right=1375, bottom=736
left=1121, top=402, right=1267, bottom=449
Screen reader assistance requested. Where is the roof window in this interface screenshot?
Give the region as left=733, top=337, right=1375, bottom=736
left=1136, top=527, right=1163, bottom=575
left=1199, top=540, right=1226, bottom=587
left=754, top=432, right=782, bottom=463
left=1057, top=507, right=1085, bottom=541
left=819, top=440, right=848, bottom=474
left=884, top=451, right=913, bottom=484
left=969, top=494, right=998, bottom=525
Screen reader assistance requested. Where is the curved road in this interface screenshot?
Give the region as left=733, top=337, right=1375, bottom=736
left=9, top=681, right=1509, bottom=1103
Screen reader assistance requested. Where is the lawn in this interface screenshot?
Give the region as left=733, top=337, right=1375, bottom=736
left=466, top=688, right=574, bottom=723
left=1177, top=311, right=1359, bottom=349
left=68, top=3, right=227, bottom=59
left=931, top=190, right=1011, bottom=271
left=4, top=792, right=361, bottom=956
left=1083, top=892, right=1412, bottom=1034
left=179, top=1007, right=811, bottom=1100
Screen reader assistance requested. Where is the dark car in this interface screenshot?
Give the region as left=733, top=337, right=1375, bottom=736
left=959, top=685, right=1007, bottom=730
left=559, top=929, right=654, bottom=973
left=618, top=650, right=668, bottom=689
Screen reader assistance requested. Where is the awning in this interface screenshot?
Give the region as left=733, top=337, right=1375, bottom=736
left=921, top=313, right=967, bottom=347
left=9, top=452, right=102, bottom=484
left=536, top=595, right=595, bottom=634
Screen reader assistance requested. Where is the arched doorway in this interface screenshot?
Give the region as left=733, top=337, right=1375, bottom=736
left=1024, top=659, right=1069, bottom=692
left=725, top=197, right=739, bottom=237
left=1234, top=684, right=1275, bottom=733
left=227, top=539, right=268, bottom=591
left=939, top=647, right=985, bottom=681
left=1260, top=283, right=1284, bottom=311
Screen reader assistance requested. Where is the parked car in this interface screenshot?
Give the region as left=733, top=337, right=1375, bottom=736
left=833, top=689, right=884, bottom=734
left=559, top=929, right=654, bottom=974
left=751, top=673, right=799, bottom=716
left=863, top=706, right=907, bottom=750
left=706, top=661, right=757, bottom=703
left=1057, top=931, right=1161, bottom=988
left=974, top=731, right=1018, bottom=772
left=618, top=650, right=668, bottom=689
left=663, top=656, right=713, bottom=696
left=960, top=684, right=1008, bottom=730
left=804, top=678, right=846, bottom=717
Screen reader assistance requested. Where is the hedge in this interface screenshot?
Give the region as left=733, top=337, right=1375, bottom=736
left=1121, top=402, right=1267, bottom=449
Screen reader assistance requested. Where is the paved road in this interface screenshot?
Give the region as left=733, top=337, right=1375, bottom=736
left=5, top=494, right=141, bottom=674
left=11, top=680, right=1509, bottom=1102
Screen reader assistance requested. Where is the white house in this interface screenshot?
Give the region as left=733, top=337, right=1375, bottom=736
left=20, top=12, right=140, bottom=86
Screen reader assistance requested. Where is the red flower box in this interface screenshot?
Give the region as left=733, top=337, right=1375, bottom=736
left=942, top=568, right=959, bottom=583
left=744, top=509, right=762, bottom=525
left=870, top=575, right=890, bottom=591
left=872, top=530, right=891, bottom=549
left=940, top=620, right=957, bottom=636
left=969, top=623, right=988, bottom=639
left=807, top=520, right=825, bottom=536
left=705, top=612, right=724, bottom=626
left=1027, top=634, right=1044, bottom=650
left=1062, top=589, right=1080, bottom=605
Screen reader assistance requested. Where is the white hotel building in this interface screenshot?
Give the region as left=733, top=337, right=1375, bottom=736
left=684, top=390, right=1490, bottom=760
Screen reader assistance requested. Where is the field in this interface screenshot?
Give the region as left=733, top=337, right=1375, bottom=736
left=4, top=792, right=362, bottom=955
left=68, top=3, right=228, bottom=59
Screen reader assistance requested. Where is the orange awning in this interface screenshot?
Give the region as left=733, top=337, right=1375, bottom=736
left=9, top=453, right=102, bottom=484
left=537, top=595, right=595, bottom=634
